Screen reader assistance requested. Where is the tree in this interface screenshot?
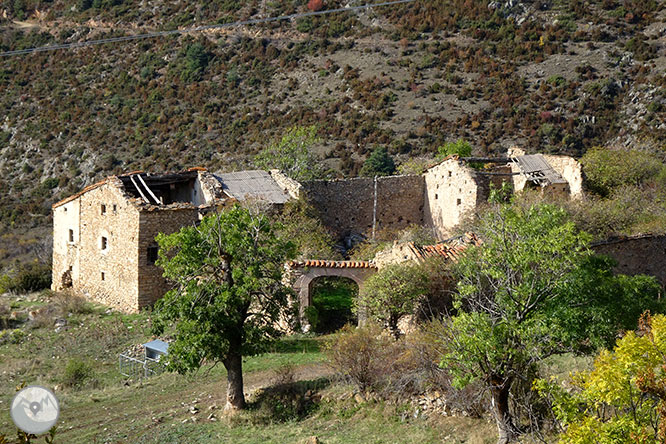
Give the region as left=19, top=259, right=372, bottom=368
left=152, top=206, right=296, bottom=411
left=360, top=146, right=396, bottom=177
left=356, top=261, right=430, bottom=338
left=254, top=125, right=324, bottom=181
left=436, top=139, right=472, bottom=159
left=536, top=313, right=666, bottom=444
left=438, top=203, right=663, bottom=444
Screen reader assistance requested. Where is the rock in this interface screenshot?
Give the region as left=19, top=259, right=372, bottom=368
left=304, top=437, right=320, bottom=444
left=354, top=393, right=365, bottom=404
left=207, top=413, right=217, bottom=421
left=189, top=406, right=199, bottom=414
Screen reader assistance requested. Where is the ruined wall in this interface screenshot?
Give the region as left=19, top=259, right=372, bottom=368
left=52, top=199, right=81, bottom=292
left=76, top=181, right=143, bottom=312
left=592, top=234, right=666, bottom=287
left=137, top=208, right=201, bottom=308
left=270, top=169, right=303, bottom=199
left=509, top=147, right=583, bottom=198
left=424, top=159, right=480, bottom=239
left=301, top=175, right=425, bottom=240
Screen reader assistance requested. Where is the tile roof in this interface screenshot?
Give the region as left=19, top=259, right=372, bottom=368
left=287, top=260, right=377, bottom=269
left=408, top=232, right=481, bottom=262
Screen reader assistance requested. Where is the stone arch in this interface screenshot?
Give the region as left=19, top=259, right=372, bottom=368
left=286, top=260, right=377, bottom=332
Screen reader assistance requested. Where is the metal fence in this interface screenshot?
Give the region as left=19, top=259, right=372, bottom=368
left=118, top=354, right=165, bottom=379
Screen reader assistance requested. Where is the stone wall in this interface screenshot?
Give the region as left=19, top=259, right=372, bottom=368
left=509, top=147, right=583, bottom=198
left=592, top=234, right=666, bottom=287
left=137, top=208, right=201, bottom=308
left=301, top=175, right=425, bottom=240
left=423, top=158, right=493, bottom=239
left=76, top=180, right=143, bottom=312
left=52, top=198, right=81, bottom=292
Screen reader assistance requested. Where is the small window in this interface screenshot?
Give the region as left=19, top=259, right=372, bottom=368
left=64, top=207, right=68, bottom=212
left=448, top=171, right=452, bottom=177
left=457, top=198, right=462, bottom=206
left=68, top=229, right=74, bottom=243
left=101, top=271, right=105, bottom=281
left=147, top=246, right=159, bottom=265
left=435, top=194, right=438, bottom=200
left=101, top=236, right=108, bottom=250
left=112, top=204, right=117, bottom=213
left=101, top=204, right=106, bottom=215
left=68, top=265, right=73, bottom=272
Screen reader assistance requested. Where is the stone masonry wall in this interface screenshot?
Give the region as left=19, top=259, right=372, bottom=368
left=301, top=175, right=425, bottom=240
left=77, top=181, right=142, bottom=312
left=423, top=158, right=479, bottom=239
left=52, top=199, right=81, bottom=292
left=592, top=234, right=666, bottom=287
left=137, top=208, right=201, bottom=308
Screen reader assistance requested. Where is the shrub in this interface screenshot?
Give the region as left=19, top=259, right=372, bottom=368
left=359, top=146, right=396, bottom=177
left=62, top=358, right=97, bottom=389
left=12, top=263, right=52, bottom=293
left=325, top=324, right=395, bottom=392
left=580, top=147, right=665, bottom=196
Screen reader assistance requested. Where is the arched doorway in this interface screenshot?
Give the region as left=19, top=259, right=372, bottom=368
left=306, top=276, right=359, bottom=334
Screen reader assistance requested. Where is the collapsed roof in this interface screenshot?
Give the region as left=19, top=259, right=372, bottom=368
left=215, top=170, right=291, bottom=205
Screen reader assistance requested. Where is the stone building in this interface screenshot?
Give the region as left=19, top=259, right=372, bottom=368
left=51, top=168, right=292, bottom=312
left=52, top=153, right=582, bottom=312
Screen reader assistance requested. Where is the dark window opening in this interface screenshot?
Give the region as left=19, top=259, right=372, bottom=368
left=457, top=198, right=462, bottom=206
left=101, top=272, right=105, bottom=281
left=101, top=204, right=106, bottom=215
left=69, top=265, right=73, bottom=272
left=68, top=229, right=74, bottom=243
left=101, top=236, right=108, bottom=250
left=448, top=171, right=452, bottom=177
left=113, top=204, right=117, bottom=212
left=147, top=246, right=159, bottom=265
left=435, top=194, right=438, bottom=200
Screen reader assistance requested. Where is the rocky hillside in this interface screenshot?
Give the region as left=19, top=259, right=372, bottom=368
left=0, top=0, right=664, bottom=264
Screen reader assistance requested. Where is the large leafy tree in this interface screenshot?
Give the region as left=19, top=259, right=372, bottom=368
left=152, top=205, right=296, bottom=411
left=439, top=203, right=663, bottom=444
left=254, top=125, right=324, bottom=181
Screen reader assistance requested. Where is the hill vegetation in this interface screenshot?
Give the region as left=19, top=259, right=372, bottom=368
left=0, top=0, right=664, bottom=269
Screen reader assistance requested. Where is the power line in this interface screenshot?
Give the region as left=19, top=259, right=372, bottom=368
left=0, top=0, right=416, bottom=57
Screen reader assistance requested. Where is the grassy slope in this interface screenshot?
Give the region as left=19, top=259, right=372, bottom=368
left=0, top=292, right=498, bottom=443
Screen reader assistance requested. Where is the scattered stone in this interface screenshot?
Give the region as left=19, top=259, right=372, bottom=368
left=304, top=436, right=320, bottom=444
left=189, top=406, right=199, bottom=414
left=354, top=393, right=365, bottom=404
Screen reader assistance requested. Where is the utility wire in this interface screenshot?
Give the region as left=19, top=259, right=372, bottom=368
left=0, top=0, right=415, bottom=57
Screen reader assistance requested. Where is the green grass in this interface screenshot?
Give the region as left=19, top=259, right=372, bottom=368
left=0, top=293, right=500, bottom=443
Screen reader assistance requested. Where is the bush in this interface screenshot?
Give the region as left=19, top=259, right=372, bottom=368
left=325, top=324, right=395, bottom=392
left=581, top=147, right=665, bottom=196
left=359, top=146, right=396, bottom=177
left=62, top=358, right=97, bottom=390
left=12, top=263, right=52, bottom=293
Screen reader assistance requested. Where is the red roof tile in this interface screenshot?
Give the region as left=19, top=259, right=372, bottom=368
left=287, top=260, right=377, bottom=269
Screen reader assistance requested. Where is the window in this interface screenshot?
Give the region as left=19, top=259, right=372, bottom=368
left=435, top=194, right=438, bottom=200
left=101, top=236, right=108, bottom=250
left=101, top=204, right=106, bottom=215
left=101, top=272, right=105, bottom=281
left=113, top=204, right=117, bottom=213
left=68, top=229, right=74, bottom=243
left=457, top=198, right=462, bottom=206
left=448, top=171, right=452, bottom=177
left=147, top=246, right=159, bottom=265
left=68, top=265, right=73, bottom=272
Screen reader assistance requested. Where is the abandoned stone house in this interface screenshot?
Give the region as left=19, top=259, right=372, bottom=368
left=52, top=150, right=586, bottom=313
left=51, top=168, right=294, bottom=312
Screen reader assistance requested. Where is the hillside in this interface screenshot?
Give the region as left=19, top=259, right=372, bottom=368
left=0, top=0, right=664, bottom=265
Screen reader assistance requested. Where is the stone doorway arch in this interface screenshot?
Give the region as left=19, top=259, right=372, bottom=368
left=285, top=260, right=377, bottom=332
